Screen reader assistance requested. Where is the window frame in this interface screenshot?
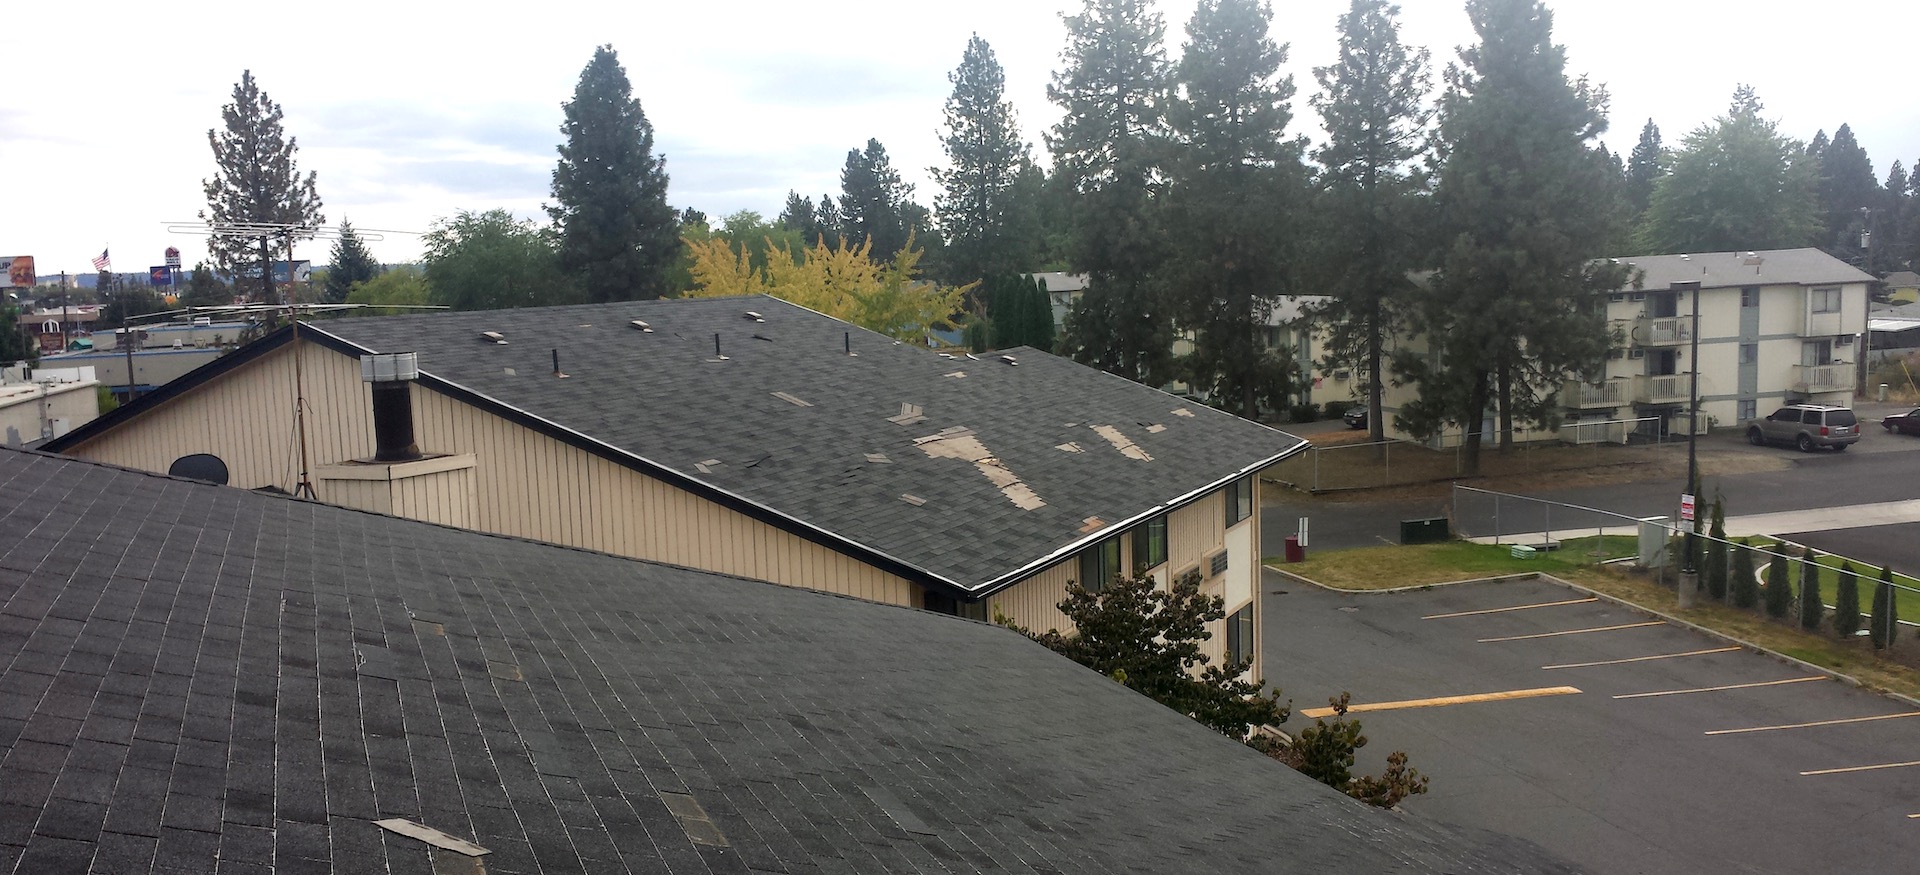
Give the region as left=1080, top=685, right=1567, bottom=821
left=1811, top=287, right=1842, bottom=314
left=1079, top=537, right=1121, bottom=593
left=1224, top=603, right=1255, bottom=668
left=1740, top=286, right=1760, bottom=308
left=1131, top=514, right=1169, bottom=571
left=1224, top=476, right=1254, bottom=528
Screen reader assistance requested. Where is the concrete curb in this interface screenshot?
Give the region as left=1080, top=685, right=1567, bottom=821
left=1261, top=563, right=1920, bottom=711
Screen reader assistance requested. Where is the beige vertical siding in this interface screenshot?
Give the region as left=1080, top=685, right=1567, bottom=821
left=64, top=338, right=922, bottom=607
left=316, top=478, right=392, bottom=516
left=987, top=559, right=1076, bottom=635
left=389, top=467, right=477, bottom=530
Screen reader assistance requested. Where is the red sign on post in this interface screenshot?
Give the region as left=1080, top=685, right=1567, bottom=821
left=1680, top=493, right=1696, bottom=522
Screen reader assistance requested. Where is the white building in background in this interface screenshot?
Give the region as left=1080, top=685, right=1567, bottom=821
left=0, top=365, right=100, bottom=447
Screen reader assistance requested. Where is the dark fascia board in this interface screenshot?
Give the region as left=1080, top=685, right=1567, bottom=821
left=288, top=323, right=971, bottom=599
left=42, top=324, right=298, bottom=454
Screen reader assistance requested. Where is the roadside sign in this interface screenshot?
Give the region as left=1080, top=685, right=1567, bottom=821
left=1680, top=493, right=1695, bottom=522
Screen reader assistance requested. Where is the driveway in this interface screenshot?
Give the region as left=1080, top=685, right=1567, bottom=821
left=1262, top=571, right=1920, bottom=875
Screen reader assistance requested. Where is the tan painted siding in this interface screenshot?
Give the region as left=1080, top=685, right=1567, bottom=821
left=987, top=559, right=1076, bottom=635
left=318, top=478, right=392, bottom=516
left=64, top=338, right=922, bottom=607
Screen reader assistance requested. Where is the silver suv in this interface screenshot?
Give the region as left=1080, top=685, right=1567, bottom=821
left=1745, top=404, right=1860, bottom=452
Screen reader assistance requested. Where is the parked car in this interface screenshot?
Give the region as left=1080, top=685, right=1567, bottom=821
left=1343, top=406, right=1367, bottom=430
left=1885, top=408, right=1920, bottom=436
left=1745, top=404, right=1860, bottom=452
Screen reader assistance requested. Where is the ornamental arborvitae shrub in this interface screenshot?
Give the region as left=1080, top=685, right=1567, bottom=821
left=1730, top=542, right=1759, bottom=609
left=1834, top=561, right=1862, bottom=638
left=1764, top=546, right=1793, bottom=620
left=1870, top=566, right=1899, bottom=651
left=1704, top=498, right=1729, bottom=601
left=1799, top=549, right=1824, bottom=631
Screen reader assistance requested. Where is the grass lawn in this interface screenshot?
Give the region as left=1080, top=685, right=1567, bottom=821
left=1713, top=538, right=1920, bottom=620
left=1271, top=540, right=1920, bottom=702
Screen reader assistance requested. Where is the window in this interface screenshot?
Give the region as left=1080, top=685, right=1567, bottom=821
left=1811, top=287, right=1842, bottom=314
left=1224, top=603, right=1255, bottom=667
left=1079, top=537, right=1121, bottom=593
left=1224, top=476, right=1254, bottom=527
left=1737, top=400, right=1757, bottom=422
left=1131, top=514, right=1168, bottom=570
left=1739, top=343, right=1757, bottom=365
left=1740, top=286, right=1760, bottom=308
left=1801, top=409, right=1822, bottom=425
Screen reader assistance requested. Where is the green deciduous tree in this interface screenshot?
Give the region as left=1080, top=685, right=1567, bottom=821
left=1005, top=567, right=1288, bottom=738
left=1870, top=566, right=1899, bottom=650
left=550, top=45, right=681, bottom=302
left=0, top=300, right=37, bottom=367
left=933, top=35, right=1037, bottom=286
left=323, top=219, right=382, bottom=304
left=1704, top=498, right=1729, bottom=601
left=423, top=210, right=577, bottom=311
left=1800, top=549, right=1824, bottom=631
left=200, top=70, right=324, bottom=301
left=1164, top=0, right=1307, bottom=421
left=1401, top=0, right=1628, bottom=476
left=1306, top=0, right=1431, bottom=441
left=1049, top=0, right=1176, bottom=386
left=1834, top=560, right=1862, bottom=638
left=1637, top=87, right=1821, bottom=254
left=1251, top=692, right=1429, bottom=809
left=1731, top=542, right=1759, bottom=609
left=345, top=265, right=432, bottom=308
left=1765, top=547, right=1793, bottom=619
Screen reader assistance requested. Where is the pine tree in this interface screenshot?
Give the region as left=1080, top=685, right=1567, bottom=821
left=1764, top=547, right=1793, bottom=619
left=1869, top=566, right=1898, bottom=650
left=550, top=45, right=680, bottom=302
left=1799, top=549, right=1824, bottom=631
left=1637, top=87, right=1820, bottom=253
left=200, top=70, right=324, bottom=301
left=778, top=192, right=823, bottom=245
left=1704, top=498, right=1729, bottom=601
left=813, top=193, right=844, bottom=245
left=1307, top=0, right=1431, bottom=441
left=839, top=139, right=916, bottom=264
left=934, top=35, right=1034, bottom=286
left=180, top=262, right=229, bottom=310
left=1625, top=118, right=1663, bottom=218
left=1406, top=0, right=1628, bottom=475
left=1049, top=0, right=1176, bottom=386
left=1883, top=161, right=1909, bottom=273
left=1815, top=123, right=1880, bottom=266
left=323, top=219, right=382, bottom=304
left=1730, top=542, right=1759, bottom=609
left=1834, top=560, right=1862, bottom=638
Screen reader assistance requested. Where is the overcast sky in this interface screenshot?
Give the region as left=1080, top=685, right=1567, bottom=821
left=6, top=0, right=1916, bottom=279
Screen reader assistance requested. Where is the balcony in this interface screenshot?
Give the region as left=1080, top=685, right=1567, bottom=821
left=1632, top=315, right=1696, bottom=346
left=1803, top=311, right=1843, bottom=337
left=1562, top=378, right=1628, bottom=409
left=1633, top=372, right=1694, bottom=405
left=1792, top=363, right=1853, bottom=393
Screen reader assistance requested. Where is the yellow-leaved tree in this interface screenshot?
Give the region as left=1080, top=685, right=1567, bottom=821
left=683, top=233, right=971, bottom=343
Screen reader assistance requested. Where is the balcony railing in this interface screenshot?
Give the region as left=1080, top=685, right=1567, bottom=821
left=1792, top=363, right=1853, bottom=393
left=1562, top=378, right=1628, bottom=409
left=1632, top=315, right=1696, bottom=346
left=1632, top=372, right=1694, bottom=405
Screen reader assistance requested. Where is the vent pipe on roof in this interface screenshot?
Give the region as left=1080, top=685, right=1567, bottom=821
left=552, top=348, right=568, bottom=378
left=361, top=353, right=422, bottom=463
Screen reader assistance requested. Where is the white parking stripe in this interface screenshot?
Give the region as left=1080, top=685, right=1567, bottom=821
left=1544, top=647, right=1739, bottom=670
left=1614, top=676, right=1826, bottom=699
left=1478, top=621, right=1663, bottom=643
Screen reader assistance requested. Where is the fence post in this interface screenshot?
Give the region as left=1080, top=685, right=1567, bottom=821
left=1313, top=448, right=1320, bottom=493
left=1384, top=441, right=1391, bottom=488
left=1494, top=493, right=1501, bottom=546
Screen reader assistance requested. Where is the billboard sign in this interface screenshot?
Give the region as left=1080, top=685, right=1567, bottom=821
left=236, top=260, right=311, bottom=283
left=1, top=256, right=34, bottom=289
left=150, top=266, right=175, bottom=287
left=164, top=246, right=182, bottom=268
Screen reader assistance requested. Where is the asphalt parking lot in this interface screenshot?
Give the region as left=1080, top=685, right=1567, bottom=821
left=1262, top=571, right=1920, bottom=875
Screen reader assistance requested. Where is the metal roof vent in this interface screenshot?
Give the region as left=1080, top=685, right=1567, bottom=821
left=743, top=310, right=765, bottom=322
left=999, top=354, right=1018, bottom=366
left=479, top=331, right=506, bottom=344
left=630, top=319, right=653, bottom=332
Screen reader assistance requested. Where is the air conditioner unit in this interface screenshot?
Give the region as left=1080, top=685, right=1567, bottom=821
left=1837, top=335, right=1854, bottom=346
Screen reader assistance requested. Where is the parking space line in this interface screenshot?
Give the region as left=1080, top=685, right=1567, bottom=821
left=1478, top=621, right=1664, bottom=643
left=1299, top=686, right=1581, bottom=718
left=1422, top=598, right=1598, bottom=620
left=1705, top=711, right=1920, bottom=736
left=1801, top=760, right=1920, bottom=776
left=1544, top=647, right=1740, bottom=670
left=1615, top=676, right=1827, bottom=699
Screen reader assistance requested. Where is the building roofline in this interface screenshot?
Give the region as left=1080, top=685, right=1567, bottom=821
left=43, top=324, right=296, bottom=453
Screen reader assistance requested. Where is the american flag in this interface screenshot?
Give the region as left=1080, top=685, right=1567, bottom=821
left=90, top=248, right=111, bottom=271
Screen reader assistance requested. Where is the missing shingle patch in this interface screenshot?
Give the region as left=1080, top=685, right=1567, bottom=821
left=865, top=453, right=891, bottom=464
left=1079, top=517, right=1107, bottom=533
left=1091, top=425, right=1153, bottom=461
left=659, top=792, right=729, bottom=847
left=1172, top=408, right=1195, bottom=418
left=1055, top=442, right=1083, bottom=453
left=1146, top=423, right=1167, bottom=434
left=375, top=818, right=490, bottom=857
left=888, top=403, right=926, bottom=425
left=771, top=391, right=812, bottom=407
left=945, top=370, right=966, bottom=378
left=486, top=661, right=522, bottom=682
left=862, top=786, right=937, bottom=836
left=411, top=619, right=446, bottom=637
left=900, top=494, right=927, bottom=507
left=917, top=429, right=1046, bottom=510
left=502, top=367, right=516, bottom=377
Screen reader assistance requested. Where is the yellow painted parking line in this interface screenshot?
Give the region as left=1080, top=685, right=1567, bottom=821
left=1705, top=711, right=1920, bottom=736
left=1544, top=647, right=1739, bottom=670
left=1422, top=597, right=1598, bottom=620
left=1614, top=676, right=1826, bottom=699
left=1299, top=686, right=1582, bottom=719
left=1801, top=760, right=1920, bottom=776
left=1907, top=814, right=1920, bottom=819
left=1478, top=621, right=1664, bottom=643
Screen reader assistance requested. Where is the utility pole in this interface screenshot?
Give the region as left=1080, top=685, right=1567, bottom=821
left=1677, top=279, right=1702, bottom=609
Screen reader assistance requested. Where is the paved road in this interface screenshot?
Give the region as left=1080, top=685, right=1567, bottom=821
left=1261, top=572, right=1920, bottom=875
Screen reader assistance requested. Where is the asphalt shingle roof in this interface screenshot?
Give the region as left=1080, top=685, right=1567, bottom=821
left=0, top=448, right=1586, bottom=874
left=1614, top=248, right=1874, bottom=291
left=309, top=296, right=1305, bottom=592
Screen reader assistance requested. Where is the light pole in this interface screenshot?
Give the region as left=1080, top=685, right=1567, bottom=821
left=1677, top=279, right=1702, bottom=609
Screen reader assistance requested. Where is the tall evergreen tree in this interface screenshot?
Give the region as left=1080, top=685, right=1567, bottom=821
left=550, top=45, right=680, bottom=302
left=1730, top=542, right=1759, bottom=609
left=1882, top=161, right=1910, bottom=274
left=1704, top=498, right=1729, bottom=601
left=1815, top=123, right=1880, bottom=266
left=200, top=70, right=324, bottom=302
left=1307, top=0, right=1431, bottom=440
left=839, top=139, right=917, bottom=264
left=1637, top=87, right=1820, bottom=254
left=1764, top=547, right=1793, bottom=620
left=1625, top=118, right=1663, bottom=219
left=813, top=193, right=844, bottom=245
left=1049, top=0, right=1176, bottom=386
left=934, top=35, right=1035, bottom=286
left=1162, top=0, right=1304, bottom=420
left=777, top=192, right=823, bottom=245
left=1402, top=0, right=1628, bottom=475
left=1869, top=565, right=1898, bottom=650
left=1799, top=549, right=1824, bottom=631
left=323, top=219, right=382, bottom=304
left=1834, top=560, right=1862, bottom=638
